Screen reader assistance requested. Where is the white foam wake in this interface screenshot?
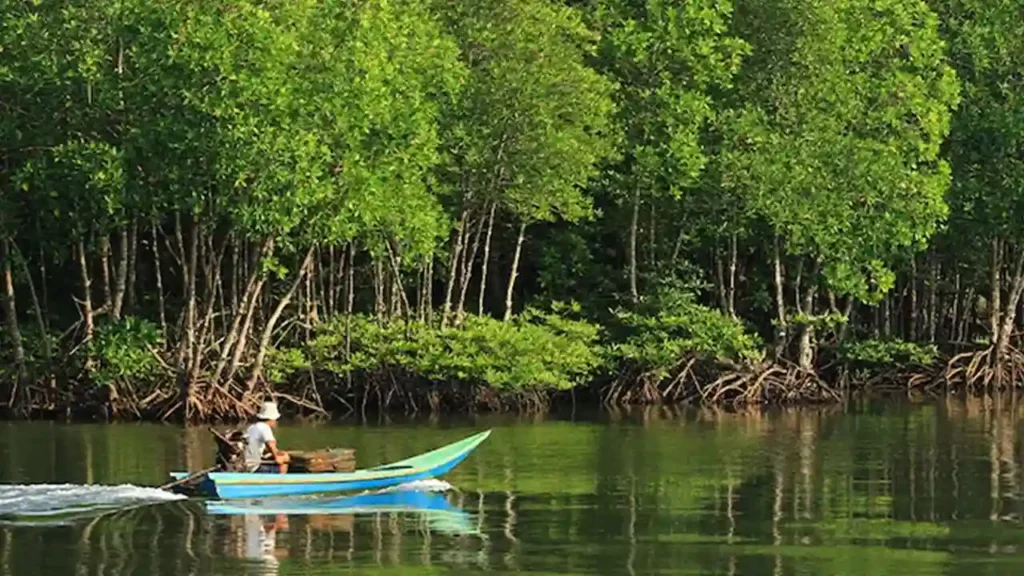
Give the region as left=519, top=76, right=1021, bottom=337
left=377, top=479, right=453, bottom=493
left=0, top=483, right=185, bottom=518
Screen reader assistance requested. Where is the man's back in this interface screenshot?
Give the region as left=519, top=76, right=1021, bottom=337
left=244, top=421, right=275, bottom=470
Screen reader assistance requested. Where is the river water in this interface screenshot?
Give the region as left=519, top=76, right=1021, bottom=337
left=0, top=397, right=1022, bottom=575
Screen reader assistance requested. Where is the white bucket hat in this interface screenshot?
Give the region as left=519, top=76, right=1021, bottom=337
left=256, top=401, right=281, bottom=421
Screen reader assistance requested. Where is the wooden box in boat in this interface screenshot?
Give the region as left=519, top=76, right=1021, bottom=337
left=288, top=448, right=356, bottom=473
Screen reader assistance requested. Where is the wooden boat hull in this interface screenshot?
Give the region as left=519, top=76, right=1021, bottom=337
left=169, top=429, right=491, bottom=499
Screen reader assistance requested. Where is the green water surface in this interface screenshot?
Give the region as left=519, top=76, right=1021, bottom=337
left=0, top=397, right=1022, bottom=575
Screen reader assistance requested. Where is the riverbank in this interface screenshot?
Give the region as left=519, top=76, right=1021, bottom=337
left=1, top=306, right=1018, bottom=423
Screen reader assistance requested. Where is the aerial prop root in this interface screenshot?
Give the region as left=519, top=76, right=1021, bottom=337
left=942, top=345, right=1024, bottom=391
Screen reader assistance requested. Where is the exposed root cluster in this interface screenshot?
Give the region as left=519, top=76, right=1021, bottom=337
left=942, top=346, right=1024, bottom=391
left=601, top=357, right=842, bottom=408
left=13, top=346, right=1024, bottom=423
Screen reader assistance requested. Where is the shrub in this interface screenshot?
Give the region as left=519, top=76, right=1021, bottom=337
left=88, top=316, right=164, bottom=386
left=608, top=283, right=764, bottom=380
left=292, top=305, right=606, bottom=391
left=838, top=338, right=938, bottom=369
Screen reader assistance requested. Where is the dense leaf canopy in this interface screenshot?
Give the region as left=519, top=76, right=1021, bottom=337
left=0, top=0, right=1018, bottom=418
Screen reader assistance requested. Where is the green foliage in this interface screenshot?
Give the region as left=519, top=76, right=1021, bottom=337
left=838, top=339, right=939, bottom=368
left=0, top=0, right=1015, bottom=414
left=17, top=140, right=127, bottom=244
left=264, top=347, right=312, bottom=385
left=300, top=311, right=606, bottom=392
left=789, top=311, right=849, bottom=331
left=435, top=0, right=617, bottom=224
left=722, top=0, right=961, bottom=303
left=609, top=282, right=763, bottom=378
left=932, top=0, right=1024, bottom=259
left=589, top=0, right=749, bottom=199
left=88, top=317, right=164, bottom=386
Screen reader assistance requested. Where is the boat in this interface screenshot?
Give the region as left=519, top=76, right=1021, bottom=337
left=204, top=490, right=478, bottom=535
left=167, top=429, right=491, bottom=499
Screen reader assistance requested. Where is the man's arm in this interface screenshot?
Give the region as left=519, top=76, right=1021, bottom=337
left=265, top=440, right=289, bottom=465
left=265, top=440, right=290, bottom=473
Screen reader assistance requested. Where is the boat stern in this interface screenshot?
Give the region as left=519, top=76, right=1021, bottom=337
left=167, top=472, right=220, bottom=498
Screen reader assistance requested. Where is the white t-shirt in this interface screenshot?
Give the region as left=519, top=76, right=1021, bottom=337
left=244, top=421, right=276, bottom=469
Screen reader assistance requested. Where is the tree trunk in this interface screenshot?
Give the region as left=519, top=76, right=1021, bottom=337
left=190, top=233, right=229, bottom=384
left=223, top=274, right=267, bottom=386
left=504, top=222, right=527, bottom=321
left=882, top=293, right=891, bottom=338
left=871, top=299, right=880, bottom=338
left=37, top=243, right=48, bottom=325
left=837, top=297, right=855, bottom=342
left=230, top=235, right=240, bottom=318
left=151, top=221, right=167, bottom=341
left=327, top=246, right=337, bottom=318
left=649, top=202, right=656, bottom=269
left=628, top=189, right=639, bottom=304
left=126, top=219, right=138, bottom=314
left=910, top=254, right=918, bottom=342
left=671, top=228, right=686, bottom=267
left=927, top=252, right=938, bottom=343
left=112, top=226, right=129, bottom=320
left=77, top=239, right=95, bottom=351
left=373, top=258, right=385, bottom=323
left=959, top=287, right=976, bottom=343
left=796, top=260, right=819, bottom=372
left=425, top=253, right=434, bottom=324
left=950, top=271, right=961, bottom=342
left=417, top=261, right=427, bottom=321
left=457, top=211, right=486, bottom=322
left=478, top=203, right=496, bottom=316
left=715, top=245, right=728, bottom=313
left=1, top=239, right=27, bottom=388
left=991, top=237, right=1003, bottom=339
left=246, top=248, right=315, bottom=391
left=212, top=238, right=273, bottom=385
left=346, top=243, right=355, bottom=316
left=384, top=239, right=411, bottom=323
left=345, top=242, right=354, bottom=388
left=389, top=253, right=401, bottom=321
left=441, top=211, right=467, bottom=328
left=11, top=242, right=50, bottom=361
left=216, top=237, right=228, bottom=342
left=99, top=235, right=113, bottom=313
left=727, top=232, right=737, bottom=318
left=772, top=237, right=788, bottom=360
left=994, top=245, right=1024, bottom=377
left=179, top=215, right=198, bottom=373
left=306, top=254, right=318, bottom=334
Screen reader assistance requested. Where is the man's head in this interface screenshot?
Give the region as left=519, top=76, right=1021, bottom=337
left=256, top=401, right=281, bottom=427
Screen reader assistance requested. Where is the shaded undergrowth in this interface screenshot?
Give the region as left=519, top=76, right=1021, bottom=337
left=2, top=294, right=1020, bottom=421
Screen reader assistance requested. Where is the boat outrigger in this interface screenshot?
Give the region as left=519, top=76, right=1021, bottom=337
left=167, top=429, right=491, bottom=499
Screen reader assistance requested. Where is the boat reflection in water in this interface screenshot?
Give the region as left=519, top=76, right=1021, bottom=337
left=213, top=488, right=480, bottom=574
left=241, top=513, right=288, bottom=573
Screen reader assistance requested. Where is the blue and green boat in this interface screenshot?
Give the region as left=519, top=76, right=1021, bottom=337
left=168, top=429, right=491, bottom=499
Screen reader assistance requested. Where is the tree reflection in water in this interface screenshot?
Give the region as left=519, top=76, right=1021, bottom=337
left=1, top=398, right=1024, bottom=575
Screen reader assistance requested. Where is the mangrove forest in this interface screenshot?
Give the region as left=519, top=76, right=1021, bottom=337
left=1, top=0, right=1022, bottom=421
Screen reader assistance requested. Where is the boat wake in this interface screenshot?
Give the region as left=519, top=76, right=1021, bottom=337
left=0, top=483, right=185, bottom=523
left=376, top=479, right=453, bottom=493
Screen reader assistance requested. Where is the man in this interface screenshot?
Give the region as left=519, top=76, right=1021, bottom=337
left=244, top=401, right=290, bottom=473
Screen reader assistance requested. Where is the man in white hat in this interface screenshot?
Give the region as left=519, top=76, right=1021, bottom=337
left=244, top=401, right=290, bottom=473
